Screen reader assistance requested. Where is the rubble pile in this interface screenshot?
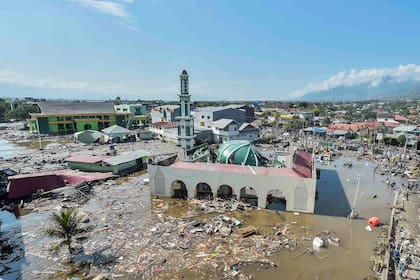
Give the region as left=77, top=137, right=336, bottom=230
left=388, top=190, right=420, bottom=279
left=129, top=199, right=298, bottom=279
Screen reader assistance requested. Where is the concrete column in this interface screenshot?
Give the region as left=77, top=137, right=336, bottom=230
left=257, top=195, right=267, bottom=209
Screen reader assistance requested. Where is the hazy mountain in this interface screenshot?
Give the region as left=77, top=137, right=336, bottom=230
left=298, top=77, right=420, bottom=101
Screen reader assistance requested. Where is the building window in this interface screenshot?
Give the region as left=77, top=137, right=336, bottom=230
left=201, top=116, right=204, bottom=119
left=104, top=115, right=109, bottom=120
left=58, top=124, right=64, bottom=130
left=207, top=116, right=210, bottom=119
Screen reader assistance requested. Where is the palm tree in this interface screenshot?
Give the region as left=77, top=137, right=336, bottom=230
left=46, top=208, right=90, bottom=260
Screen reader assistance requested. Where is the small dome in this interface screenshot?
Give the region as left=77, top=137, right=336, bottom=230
left=181, top=69, right=188, bottom=76
left=217, top=140, right=267, bottom=166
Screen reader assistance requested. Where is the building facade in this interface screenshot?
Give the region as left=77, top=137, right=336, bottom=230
left=148, top=150, right=316, bottom=213
left=151, top=105, right=180, bottom=123
left=29, top=102, right=130, bottom=135
left=114, top=104, right=148, bottom=127
left=192, top=105, right=254, bottom=131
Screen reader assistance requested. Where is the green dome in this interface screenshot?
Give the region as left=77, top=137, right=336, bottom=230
left=216, top=140, right=267, bottom=166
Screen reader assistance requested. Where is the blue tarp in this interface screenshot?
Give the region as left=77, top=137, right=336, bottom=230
left=314, top=128, right=326, bottom=133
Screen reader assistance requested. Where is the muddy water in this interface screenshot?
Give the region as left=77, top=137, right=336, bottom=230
left=14, top=137, right=73, bottom=150
left=0, top=139, right=26, bottom=159
left=245, top=157, right=397, bottom=280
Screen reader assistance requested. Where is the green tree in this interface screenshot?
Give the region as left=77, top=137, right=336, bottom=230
left=5, top=104, right=40, bottom=120
left=0, top=100, right=10, bottom=121
left=284, top=119, right=303, bottom=130
left=397, top=134, right=406, bottom=146
left=321, top=116, right=331, bottom=127
left=46, top=208, right=90, bottom=260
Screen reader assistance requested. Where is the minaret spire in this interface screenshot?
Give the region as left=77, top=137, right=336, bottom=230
left=176, top=69, right=195, bottom=154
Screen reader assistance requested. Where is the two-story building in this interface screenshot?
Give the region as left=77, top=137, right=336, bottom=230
left=114, top=104, right=148, bottom=127
left=212, top=119, right=260, bottom=143
left=29, top=102, right=130, bottom=135
left=151, top=105, right=180, bottom=123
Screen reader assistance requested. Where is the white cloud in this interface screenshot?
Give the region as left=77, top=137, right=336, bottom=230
left=71, top=0, right=133, bottom=18
left=291, top=64, right=420, bottom=98
left=0, top=69, right=138, bottom=96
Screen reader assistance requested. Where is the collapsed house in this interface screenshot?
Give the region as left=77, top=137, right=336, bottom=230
left=66, top=150, right=149, bottom=175
left=149, top=140, right=317, bottom=213
left=6, top=170, right=114, bottom=199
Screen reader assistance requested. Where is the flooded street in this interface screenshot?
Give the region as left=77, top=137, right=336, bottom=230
left=0, top=139, right=25, bottom=159
left=248, top=156, right=396, bottom=279
left=0, top=138, right=404, bottom=279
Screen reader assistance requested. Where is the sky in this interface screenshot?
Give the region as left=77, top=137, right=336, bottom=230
left=1, top=0, right=420, bottom=101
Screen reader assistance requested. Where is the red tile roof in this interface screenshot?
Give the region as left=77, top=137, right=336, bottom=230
left=170, top=161, right=309, bottom=178
left=330, top=121, right=380, bottom=131
left=394, top=115, right=407, bottom=122
left=383, top=122, right=399, bottom=128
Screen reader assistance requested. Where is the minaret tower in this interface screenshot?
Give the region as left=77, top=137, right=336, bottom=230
left=176, top=69, right=195, bottom=151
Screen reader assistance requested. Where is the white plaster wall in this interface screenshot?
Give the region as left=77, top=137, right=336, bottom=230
left=148, top=165, right=316, bottom=213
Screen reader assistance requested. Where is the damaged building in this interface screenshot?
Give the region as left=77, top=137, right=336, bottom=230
left=148, top=140, right=317, bottom=213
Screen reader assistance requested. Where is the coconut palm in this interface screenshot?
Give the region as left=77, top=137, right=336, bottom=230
left=46, top=208, right=90, bottom=259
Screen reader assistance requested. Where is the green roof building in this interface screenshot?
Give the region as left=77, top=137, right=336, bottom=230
left=216, top=140, right=268, bottom=166
left=29, top=102, right=130, bottom=135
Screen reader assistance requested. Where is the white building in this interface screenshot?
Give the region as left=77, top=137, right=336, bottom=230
left=149, top=122, right=178, bottom=143
left=151, top=105, right=180, bottom=123
left=192, top=104, right=254, bottom=131
left=211, top=119, right=260, bottom=143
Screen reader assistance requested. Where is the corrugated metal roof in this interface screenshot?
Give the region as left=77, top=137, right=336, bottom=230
left=393, top=125, right=418, bottom=133
left=66, top=155, right=109, bottom=163
left=238, top=123, right=258, bottom=131
left=8, top=174, right=65, bottom=199
left=36, top=102, right=117, bottom=115
left=195, top=104, right=245, bottom=112
left=171, top=161, right=304, bottom=178
left=7, top=170, right=114, bottom=199
left=213, top=118, right=238, bottom=129
left=103, top=150, right=149, bottom=165
left=101, top=125, right=131, bottom=134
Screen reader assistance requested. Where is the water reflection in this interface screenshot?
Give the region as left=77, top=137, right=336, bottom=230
left=0, top=210, right=26, bottom=280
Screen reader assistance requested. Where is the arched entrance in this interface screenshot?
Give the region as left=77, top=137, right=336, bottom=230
left=196, top=182, right=213, bottom=200
left=240, top=186, right=258, bottom=206
left=171, top=180, right=188, bottom=199
left=84, top=124, right=92, bottom=130
left=217, top=185, right=233, bottom=200
left=266, top=189, right=287, bottom=211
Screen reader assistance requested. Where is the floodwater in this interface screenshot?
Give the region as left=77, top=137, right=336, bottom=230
left=245, top=157, right=396, bottom=280
left=0, top=154, right=397, bottom=279
left=0, top=139, right=26, bottom=159
left=13, top=137, right=73, bottom=150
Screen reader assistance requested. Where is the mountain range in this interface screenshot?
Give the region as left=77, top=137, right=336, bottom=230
left=297, top=77, right=420, bottom=101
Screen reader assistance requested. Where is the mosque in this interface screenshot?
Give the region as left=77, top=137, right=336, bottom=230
left=148, top=70, right=317, bottom=213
